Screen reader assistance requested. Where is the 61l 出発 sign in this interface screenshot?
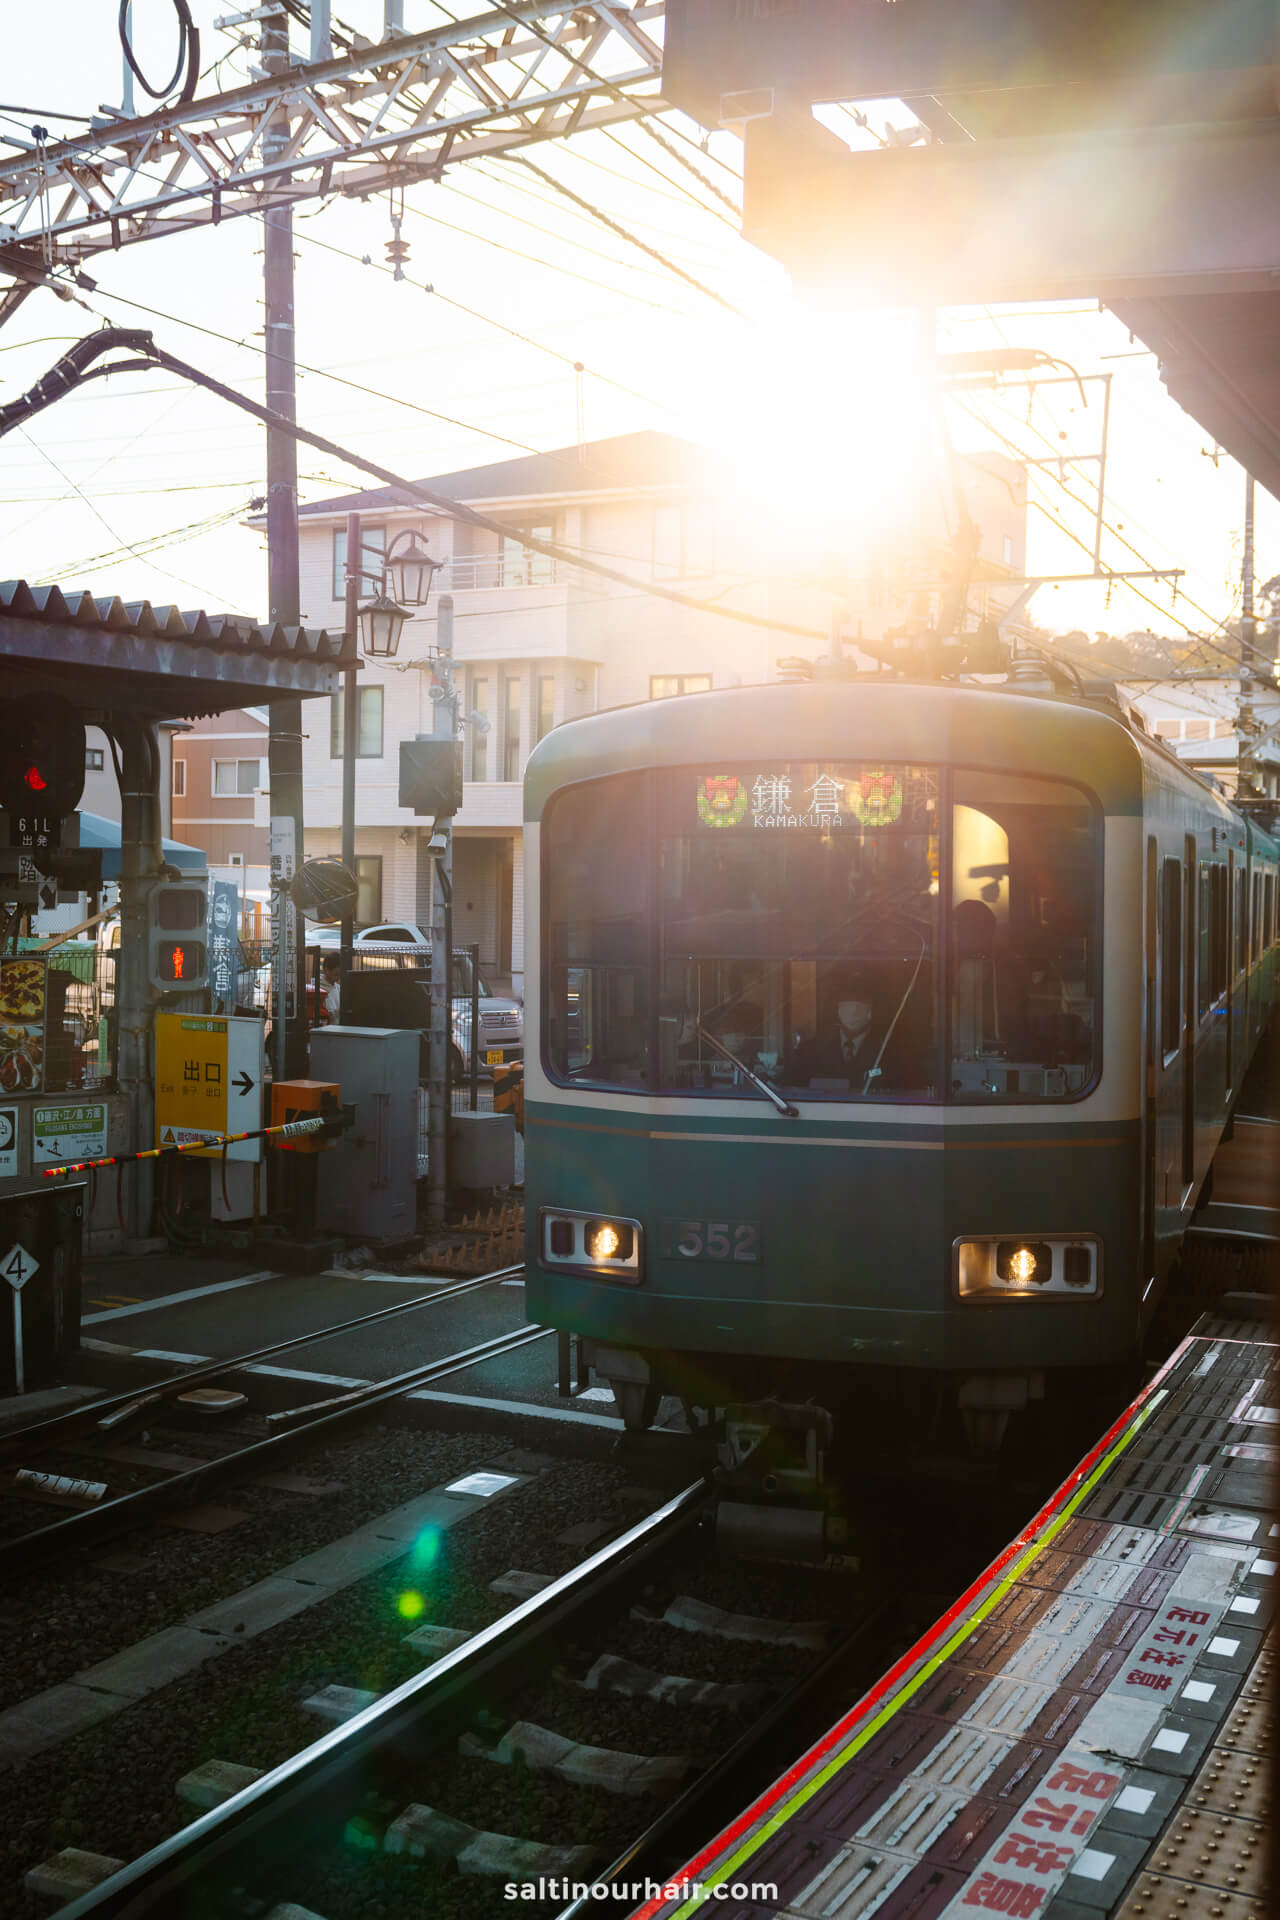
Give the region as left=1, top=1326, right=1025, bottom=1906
left=155, top=1014, right=263, bottom=1162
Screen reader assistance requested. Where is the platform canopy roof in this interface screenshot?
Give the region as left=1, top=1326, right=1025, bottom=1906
left=0, top=579, right=350, bottom=719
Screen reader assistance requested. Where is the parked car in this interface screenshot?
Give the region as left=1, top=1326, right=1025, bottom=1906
left=305, top=921, right=432, bottom=949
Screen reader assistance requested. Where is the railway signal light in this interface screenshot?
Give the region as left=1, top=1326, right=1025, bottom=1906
left=148, top=881, right=208, bottom=991
left=0, top=694, right=86, bottom=825
left=399, top=737, right=463, bottom=817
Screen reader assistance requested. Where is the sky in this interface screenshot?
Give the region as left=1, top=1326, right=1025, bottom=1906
left=0, top=0, right=1275, bottom=691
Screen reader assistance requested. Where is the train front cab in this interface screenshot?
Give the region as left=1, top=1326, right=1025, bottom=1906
left=523, top=685, right=1276, bottom=1450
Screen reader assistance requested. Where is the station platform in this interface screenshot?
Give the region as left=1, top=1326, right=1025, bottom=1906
left=637, top=1306, right=1275, bottom=1920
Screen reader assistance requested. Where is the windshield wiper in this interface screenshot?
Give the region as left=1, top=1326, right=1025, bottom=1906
left=696, top=1022, right=799, bottom=1118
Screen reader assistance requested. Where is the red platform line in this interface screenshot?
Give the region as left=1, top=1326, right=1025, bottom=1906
left=632, top=1334, right=1197, bottom=1920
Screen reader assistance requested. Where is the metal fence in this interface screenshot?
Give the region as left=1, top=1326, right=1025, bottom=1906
left=14, top=938, right=119, bottom=1094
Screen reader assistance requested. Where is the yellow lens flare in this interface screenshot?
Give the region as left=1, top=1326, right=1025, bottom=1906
left=396, top=1590, right=425, bottom=1619
left=1008, top=1246, right=1038, bottom=1284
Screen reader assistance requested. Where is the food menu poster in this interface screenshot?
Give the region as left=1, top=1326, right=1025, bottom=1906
left=0, top=956, right=45, bottom=1096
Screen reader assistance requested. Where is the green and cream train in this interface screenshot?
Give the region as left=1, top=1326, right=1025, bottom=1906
left=523, top=672, right=1278, bottom=1447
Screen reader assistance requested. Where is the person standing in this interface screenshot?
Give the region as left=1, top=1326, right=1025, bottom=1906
left=321, top=955, right=342, bottom=1023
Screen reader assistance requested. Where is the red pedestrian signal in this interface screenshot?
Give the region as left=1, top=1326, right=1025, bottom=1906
left=148, top=881, right=209, bottom=991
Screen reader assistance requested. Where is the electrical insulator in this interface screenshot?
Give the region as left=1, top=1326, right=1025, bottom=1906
left=385, top=215, right=409, bottom=282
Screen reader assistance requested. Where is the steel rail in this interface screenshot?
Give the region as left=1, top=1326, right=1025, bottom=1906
left=54, top=1477, right=713, bottom=1919
left=0, top=1263, right=525, bottom=1456
left=553, top=1599, right=895, bottom=1920
left=1, top=1321, right=550, bottom=1575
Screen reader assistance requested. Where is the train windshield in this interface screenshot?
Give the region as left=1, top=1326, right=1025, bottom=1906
left=543, top=763, right=1098, bottom=1102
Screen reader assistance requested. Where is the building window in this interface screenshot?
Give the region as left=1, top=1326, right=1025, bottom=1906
left=332, top=523, right=386, bottom=600
left=171, top=758, right=186, bottom=796
left=228, top=852, right=244, bottom=869
left=330, top=685, right=384, bottom=758
left=650, top=674, right=712, bottom=700
left=503, top=676, right=521, bottom=781
left=354, top=853, right=382, bottom=923
left=535, top=676, right=555, bottom=744
left=1001, top=534, right=1014, bottom=567
left=470, top=674, right=489, bottom=782
left=1153, top=719, right=1182, bottom=739
left=653, top=504, right=713, bottom=579
left=213, top=758, right=262, bottom=795
left=85, top=747, right=105, bottom=772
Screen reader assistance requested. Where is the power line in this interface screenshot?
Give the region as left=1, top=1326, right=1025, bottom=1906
left=405, top=185, right=704, bottom=314
left=2, top=328, right=830, bottom=642
left=15, top=423, right=254, bottom=611
left=34, top=498, right=254, bottom=585
left=505, top=156, right=747, bottom=320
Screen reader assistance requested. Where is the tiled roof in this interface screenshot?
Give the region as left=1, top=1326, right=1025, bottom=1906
left=0, top=579, right=346, bottom=663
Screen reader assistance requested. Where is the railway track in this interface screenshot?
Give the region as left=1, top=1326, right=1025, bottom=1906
left=0, top=1266, right=542, bottom=1572
left=42, top=1474, right=893, bottom=1920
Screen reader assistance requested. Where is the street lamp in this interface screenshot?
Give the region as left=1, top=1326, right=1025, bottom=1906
left=357, top=590, right=410, bottom=658
left=384, top=528, right=444, bottom=607
left=339, top=514, right=441, bottom=986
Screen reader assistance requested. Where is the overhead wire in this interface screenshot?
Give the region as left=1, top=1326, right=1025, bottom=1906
left=502, top=155, right=747, bottom=319
left=15, top=423, right=254, bottom=610
left=952, top=394, right=1266, bottom=680
left=959, top=384, right=1275, bottom=675
left=287, top=223, right=674, bottom=413
left=33, top=497, right=255, bottom=584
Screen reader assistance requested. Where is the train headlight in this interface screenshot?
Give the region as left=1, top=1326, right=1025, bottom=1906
left=996, top=1241, right=1051, bottom=1285
left=955, top=1235, right=1100, bottom=1302
left=585, top=1220, right=633, bottom=1262
left=540, top=1207, right=644, bottom=1284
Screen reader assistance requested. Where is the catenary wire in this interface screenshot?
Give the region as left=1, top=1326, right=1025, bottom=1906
left=15, top=424, right=255, bottom=611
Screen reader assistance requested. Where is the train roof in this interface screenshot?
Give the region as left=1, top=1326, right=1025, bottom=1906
left=525, top=675, right=1239, bottom=824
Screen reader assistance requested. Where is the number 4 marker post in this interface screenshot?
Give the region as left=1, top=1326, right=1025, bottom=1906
left=1, top=1242, right=39, bottom=1393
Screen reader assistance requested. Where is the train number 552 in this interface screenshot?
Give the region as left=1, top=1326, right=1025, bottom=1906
left=660, top=1219, right=760, bottom=1262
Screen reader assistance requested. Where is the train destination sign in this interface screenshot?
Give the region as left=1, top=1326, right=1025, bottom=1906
left=694, top=765, right=927, bottom=832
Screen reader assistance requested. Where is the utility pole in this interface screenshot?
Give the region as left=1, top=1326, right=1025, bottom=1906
left=426, top=594, right=455, bottom=1232
left=1239, top=472, right=1258, bottom=798
left=262, top=2, right=307, bottom=1077
left=340, top=511, right=361, bottom=983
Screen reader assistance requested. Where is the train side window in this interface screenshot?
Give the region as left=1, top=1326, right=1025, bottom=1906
left=1160, top=858, right=1181, bottom=1058
left=1266, top=872, right=1276, bottom=946
left=1234, top=868, right=1247, bottom=979
left=1251, top=872, right=1262, bottom=962
left=1196, top=866, right=1212, bottom=1020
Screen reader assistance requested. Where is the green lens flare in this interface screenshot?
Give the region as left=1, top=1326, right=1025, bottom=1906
left=410, top=1525, right=442, bottom=1572
left=397, top=1589, right=426, bottom=1619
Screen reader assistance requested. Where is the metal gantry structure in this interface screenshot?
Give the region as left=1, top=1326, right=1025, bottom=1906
left=0, top=2, right=666, bottom=322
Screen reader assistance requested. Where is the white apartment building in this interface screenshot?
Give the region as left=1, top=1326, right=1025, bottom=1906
left=259, top=431, right=1026, bottom=992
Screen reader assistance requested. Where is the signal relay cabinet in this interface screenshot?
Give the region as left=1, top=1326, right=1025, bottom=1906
left=0, top=1182, right=84, bottom=1394
left=309, top=1027, right=418, bottom=1240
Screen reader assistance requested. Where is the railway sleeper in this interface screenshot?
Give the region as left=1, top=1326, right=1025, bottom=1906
left=458, top=1717, right=691, bottom=1796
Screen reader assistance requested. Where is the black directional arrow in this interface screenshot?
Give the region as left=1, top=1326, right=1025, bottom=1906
left=232, top=1070, right=255, bottom=1097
